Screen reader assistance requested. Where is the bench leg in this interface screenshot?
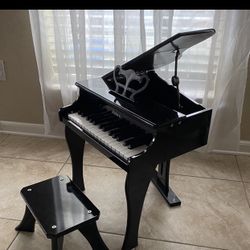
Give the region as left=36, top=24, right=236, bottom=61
left=79, top=222, right=109, bottom=250
left=51, top=236, right=64, bottom=250
left=15, top=206, right=35, bottom=232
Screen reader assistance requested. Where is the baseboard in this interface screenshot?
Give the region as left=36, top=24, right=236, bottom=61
left=239, top=140, right=250, bottom=155
left=211, top=140, right=250, bottom=156
left=0, top=121, right=64, bottom=139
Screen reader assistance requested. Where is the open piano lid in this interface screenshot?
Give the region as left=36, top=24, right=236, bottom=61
left=118, top=28, right=215, bottom=72
left=76, top=29, right=216, bottom=127
left=101, top=28, right=215, bottom=107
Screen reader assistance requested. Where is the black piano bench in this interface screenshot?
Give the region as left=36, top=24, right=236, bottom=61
left=15, top=175, right=109, bottom=250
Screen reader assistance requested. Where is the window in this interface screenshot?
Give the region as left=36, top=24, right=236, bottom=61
left=39, top=10, right=220, bottom=102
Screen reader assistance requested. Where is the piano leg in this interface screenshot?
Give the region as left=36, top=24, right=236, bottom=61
left=65, top=126, right=85, bottom=191
left=151, top=160, right=181, bottom=207
left=122, top=163, right=157, bottom=250
left=79, top=222, right=109, bottom=250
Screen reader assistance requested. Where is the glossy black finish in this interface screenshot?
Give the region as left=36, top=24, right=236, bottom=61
left=74, top=78, right=186, bottom=129
left=20, top=176, right=98, bottom=237
left=65, top=126, right=85, bottom=190
left=151, top=161, right=181, bottom=207
left=17, top=176, right=108, bottom=250
left=103, top=29, right=215, bottom=73
left=79, top=222, right=109, bottom=250
left=59, top=29, right=215, bottom=249
left=122, top=159, right=158, bottom=249
left=51, top=237, right=63, bottom=250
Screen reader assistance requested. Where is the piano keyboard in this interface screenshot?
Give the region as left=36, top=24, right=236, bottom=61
left=68, top=109, right=153, bottom=161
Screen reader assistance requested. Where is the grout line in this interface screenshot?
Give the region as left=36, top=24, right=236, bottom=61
left=83, top=163, right=120, bottom=171
left=169, top=173, right=243, bottom=183
left=0, top=153, right=245, bottom=184
left=235, top=155, right=250, bottom=208
left=136, top=235, right=228, bottom=250
left=98, top=230, right=227, bottom=250
left=6, top=232, right=19, bottom=250
left=0, top=155, right=69, bottom=164
left=0, top=217, right=21, bottom=222
left=0, top=133, right=9, bottom=145
left=99, top=230, right=124, bottom=237
left=65, top=161, right=122, bottom=171
left=57, top=155, right=71, bottom=175
left=68, top=161, right=245, bottom=183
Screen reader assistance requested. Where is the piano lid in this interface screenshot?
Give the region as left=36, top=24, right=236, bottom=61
left=116, top=28, right=215, bottom=72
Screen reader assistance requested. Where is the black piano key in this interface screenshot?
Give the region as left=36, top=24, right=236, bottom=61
left=112, top=130, right=125, bottom=138
left=84, top=107, right=106, bottom=115
left=110, top=124, right=133, bottom=137
left=116, top=127, right=143, bottom=139
left=123, top=133, right=146, bottom=147
left=92, top=111, right=113, bottom=119
left=96, top=116, right=119, bottom=127
left=112, top=126, right=134, bottom=137
left=112, top=125, right=143, bottom=141
left=94, top=117, right=116, bottom=126
left=102, top=122, right=123, bottom=132
left=116, top=133, right=135, bottom=141
left=127, top=134, right=153, bottom=149
left=108, top=122, right=131, bottom=136
left=109, top=127, right=123, bottom=136
left=101, top=120, right=125, bottom=132
left=92, top=114, right=116, bottom=124
left=86, top=110, right=110, bottom=121
left=123, top=136, right=137, bottom=146
left=99, top=117, right=120, bottom=128
left=88, top=113, right=111, bottom=122
left=78, top=109, right=95, bottom=117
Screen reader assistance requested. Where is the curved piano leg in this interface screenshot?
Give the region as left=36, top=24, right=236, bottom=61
left=79, top=222, right=109, bottom=250
left=122, top=162, right=157, bottom=250
left=15, top=206, right=35, bottom=232
left=65, top=126, right=85, bottom=191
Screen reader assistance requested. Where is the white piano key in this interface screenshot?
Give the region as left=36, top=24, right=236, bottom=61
left=68, top=112, right=147, bottom=161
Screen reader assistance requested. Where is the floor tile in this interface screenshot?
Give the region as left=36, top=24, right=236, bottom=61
left=67, top=143, right=119, bottom=169
left=63, top=230, right=124, bottom=250
left=8, top=225, right=51, bottom=250
left=0, top=134, right=69, bottom=162
left=243, top=182, right=250, bottom=205
left=0, top=133, right=8, bottom=144
left=59, top=164, right=127, bottom=235
left=140, top=175, right=250, bottom=250
left=236, top=155, right=250, bottom=182
left=137, top=238, right=219, bottom=250
left=9, top=225, right=124, bottom=250
left=59, top=164, right=250, bottom=250
left=0, top=218, right=18, bottom=250
left=0, top=157, right=63, bottom=220
left=170, top=151, right=241, bottom=181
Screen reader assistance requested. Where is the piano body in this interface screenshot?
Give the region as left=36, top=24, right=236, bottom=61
left=59, top=29, right=215, bottom=250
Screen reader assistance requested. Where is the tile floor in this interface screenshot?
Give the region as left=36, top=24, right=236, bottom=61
left=0, top=133, right=250, bottom=250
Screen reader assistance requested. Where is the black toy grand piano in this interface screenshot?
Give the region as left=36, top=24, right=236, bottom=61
left=59, top=29, right=216, bottom=250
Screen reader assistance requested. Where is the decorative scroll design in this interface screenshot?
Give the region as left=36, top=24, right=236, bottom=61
left=113, top=65, right=150, bottom=101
